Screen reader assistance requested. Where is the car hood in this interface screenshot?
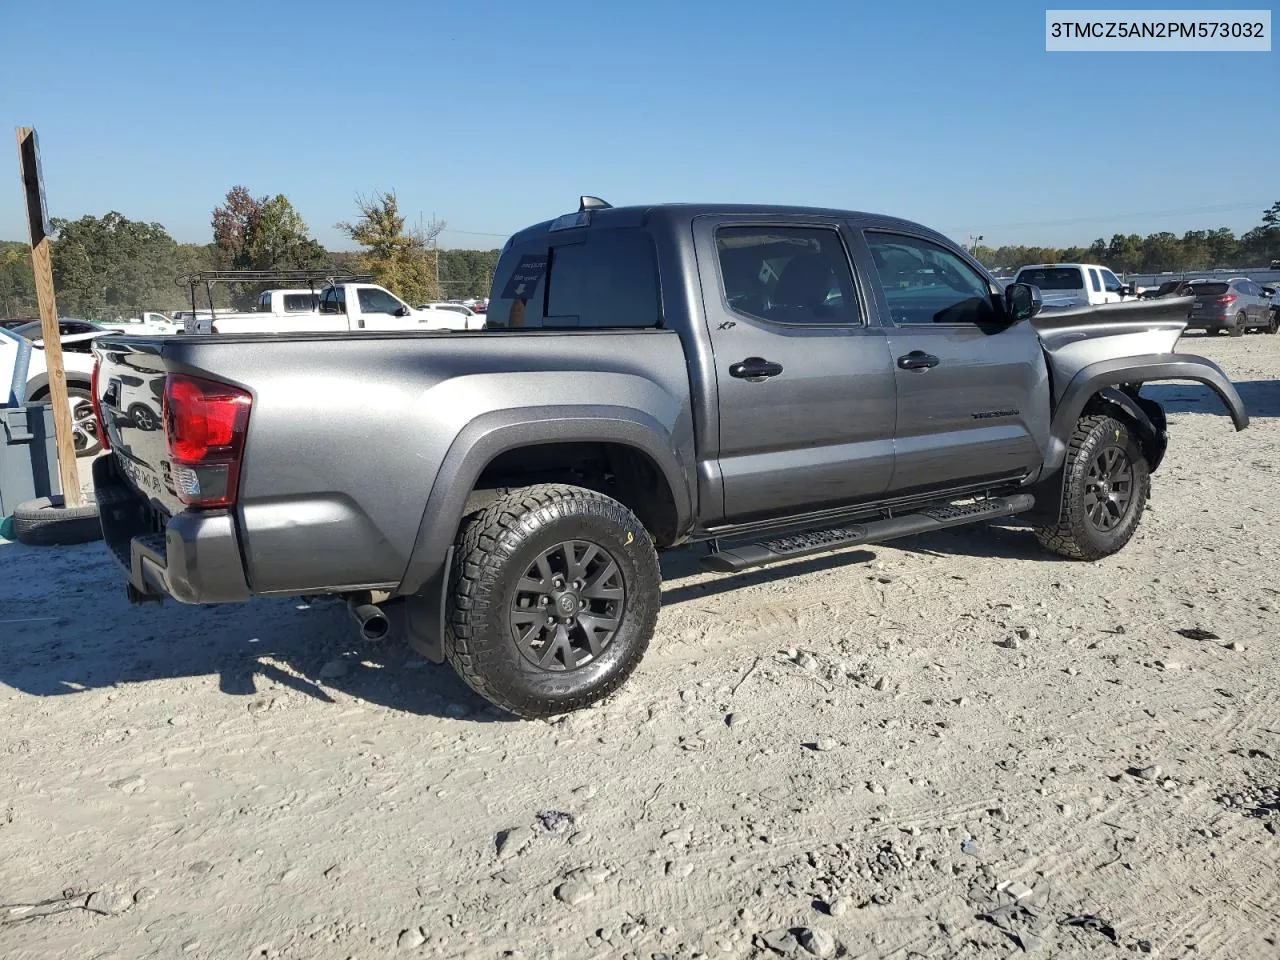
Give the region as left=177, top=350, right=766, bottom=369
left=1032, top=296, right=1191, bottom=404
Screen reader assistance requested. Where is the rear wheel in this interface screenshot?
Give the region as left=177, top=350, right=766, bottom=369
left=1229, top=312, right=1247, bottom=337
left=445, top=484, right=660, bottom=717
left=1035, top=414, right=1150, bottom=561
left=1267, top=311, right=1279, bottom=335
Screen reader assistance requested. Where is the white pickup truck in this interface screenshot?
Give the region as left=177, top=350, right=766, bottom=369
left=1012, top=263, right=1139, bottom=309
left=187, top=282, right=482, bottom=334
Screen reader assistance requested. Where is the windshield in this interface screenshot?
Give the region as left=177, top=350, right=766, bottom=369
left=1015, top=267, right=1084, bottom=291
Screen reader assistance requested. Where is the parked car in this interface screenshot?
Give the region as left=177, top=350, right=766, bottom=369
left=1185, top=277, right=1277, bottom=335
left=18, top=321, right=108, bottom=456
left=417, top=302, right=486, bottom=327
left=1012, top=263, right=1139, bottom=308
left=91, top=198, right=1247, bottom=718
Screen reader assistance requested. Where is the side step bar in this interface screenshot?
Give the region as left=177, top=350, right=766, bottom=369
left=700, top=494, right=1035, bottom=574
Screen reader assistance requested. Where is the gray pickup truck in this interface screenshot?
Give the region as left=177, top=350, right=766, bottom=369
left=90, top=199, right=1248, bottom=717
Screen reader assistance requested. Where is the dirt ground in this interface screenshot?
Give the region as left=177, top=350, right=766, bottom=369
left=2, top=333, right=1277, bottom=960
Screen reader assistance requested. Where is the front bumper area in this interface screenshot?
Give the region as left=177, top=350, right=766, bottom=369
left=93, top=455, right=251, bottom=604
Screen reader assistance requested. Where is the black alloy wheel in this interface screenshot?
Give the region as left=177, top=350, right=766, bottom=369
left=509, top=539, right=626, bottom=671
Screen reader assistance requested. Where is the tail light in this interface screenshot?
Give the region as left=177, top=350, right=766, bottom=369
left=90, top=359, right=111, bottom=452
left=162, top=374, right=252, bottom=508
left=1216, top=294, right=1237, bottom=305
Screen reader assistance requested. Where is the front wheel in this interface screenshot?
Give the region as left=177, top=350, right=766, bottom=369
left=1035, top=414, right=1150, bottom=561
left=1266, top=311, right=1279, bottom=335
left=445, top=484, right=660, bottom=717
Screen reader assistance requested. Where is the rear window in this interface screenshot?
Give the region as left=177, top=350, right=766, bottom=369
left=1015, top=267, right=1084, bottom=291
left=1191, top=282, right=1229, bottom=297
left=487, top=228, right=661, bottom=329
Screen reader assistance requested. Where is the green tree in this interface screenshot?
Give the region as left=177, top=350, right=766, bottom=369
left=0, top=242, right=36, bottom=317
left=337, top=192, right=443, bottom=304
left=438, top=248, right=501, bottom=299
left=50, top=212, right=181, bottom=320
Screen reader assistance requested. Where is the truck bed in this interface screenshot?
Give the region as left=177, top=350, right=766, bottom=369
left=93, top=328, right=693, bottom=598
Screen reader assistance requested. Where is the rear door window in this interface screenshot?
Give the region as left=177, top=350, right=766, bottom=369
left=1089, top=269, right=1101, bottom=292
left=715, top=226, right=861, bottom=326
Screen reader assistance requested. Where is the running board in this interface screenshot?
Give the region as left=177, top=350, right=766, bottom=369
left=700, top=494, right=1035, bottom=574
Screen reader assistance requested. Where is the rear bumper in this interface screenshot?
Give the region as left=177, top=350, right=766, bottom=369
left=93, top=455, right=251, bottom=604
left=1185, top=315, right=1229, bottom=329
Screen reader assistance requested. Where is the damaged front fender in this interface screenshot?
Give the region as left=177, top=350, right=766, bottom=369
left=1046, top=352, right=1248, bottom=474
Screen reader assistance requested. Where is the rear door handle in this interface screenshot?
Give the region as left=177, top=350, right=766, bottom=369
left=897, top=351, right=940, bottom=371
left=729, top=357, right=784, bottom=380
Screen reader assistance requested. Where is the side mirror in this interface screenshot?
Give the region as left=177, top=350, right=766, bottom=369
left=394, top=305, right=410, bottom=318
left=1122, top=283, right=1137, bottom=296
left=1004, top=282, right=1042, bottom=323
left=1262, top=286, right=1276, bottom=297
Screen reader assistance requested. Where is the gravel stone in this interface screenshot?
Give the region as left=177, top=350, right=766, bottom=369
left=798, top=926, right=836, bottom=958
left=85, top=891, right=134, bottom=915
left=554, top=881, right=594, bottom=906
left=398, top=928, right=426, bottom=949
left=496, top=827, right=534, bottom=858
left=1134, top=764, right=1163, bottom=781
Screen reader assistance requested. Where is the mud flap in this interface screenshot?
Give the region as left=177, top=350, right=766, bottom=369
left=404, top=546, right=453, bottom=663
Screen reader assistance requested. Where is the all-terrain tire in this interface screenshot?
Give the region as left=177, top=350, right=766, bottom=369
left=12, top=495, right=103, bottom=546
left=1034, top=414, right=1150, bottom=561
left=444, top=484, right=661, bottom=717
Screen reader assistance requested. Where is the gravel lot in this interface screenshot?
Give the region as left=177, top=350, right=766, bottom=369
left=1, top=333, right=1277, bottom=960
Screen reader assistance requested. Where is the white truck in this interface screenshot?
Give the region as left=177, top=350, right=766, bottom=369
left=1012, top=263, right=1139, bottom=309
left=185, top=281, right=482, bottom=334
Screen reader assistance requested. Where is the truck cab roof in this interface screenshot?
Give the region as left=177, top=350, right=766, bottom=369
left=505, top=202, right=949, bottom=250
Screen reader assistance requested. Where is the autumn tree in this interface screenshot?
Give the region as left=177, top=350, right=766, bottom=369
left=211, top=186, right=328, bottom=306
left=338, top=191, right=443, bottom=304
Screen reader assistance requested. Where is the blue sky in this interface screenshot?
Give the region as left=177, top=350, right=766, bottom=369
left=4, top=0, right=1276, bottom=250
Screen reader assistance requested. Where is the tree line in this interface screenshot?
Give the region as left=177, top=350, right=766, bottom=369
left=2, top=195, right=1277, bottom=320
left=0, top=187, right=501, bottom=320
left=974, top=202, right=1279, bottom=274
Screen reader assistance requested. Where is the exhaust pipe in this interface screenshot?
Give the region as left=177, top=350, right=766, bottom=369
left=348, top=599, right=390, bottom=642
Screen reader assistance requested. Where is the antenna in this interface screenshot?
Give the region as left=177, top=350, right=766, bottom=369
left=579, top=196, right=612, bottom=212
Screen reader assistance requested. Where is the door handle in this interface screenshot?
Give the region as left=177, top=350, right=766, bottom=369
left=897, top=351, right=940, bottom=371
left=729, top=357, right=784, bottom=380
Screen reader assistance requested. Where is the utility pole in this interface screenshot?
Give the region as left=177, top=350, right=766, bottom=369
left=16, top=127, right=83, bottom=507
left=969, top=234, right=984, bottom=256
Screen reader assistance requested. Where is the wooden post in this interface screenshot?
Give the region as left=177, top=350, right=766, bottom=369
left=16, top=127, right=83, bottom=507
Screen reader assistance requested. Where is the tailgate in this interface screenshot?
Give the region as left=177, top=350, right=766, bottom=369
left=93, top=339, right=184, bottom=515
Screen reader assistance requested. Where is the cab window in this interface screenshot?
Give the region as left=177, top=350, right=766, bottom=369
left=357, top=287, right=405, bottom=314
left=865, top=232, right=999, bottom=325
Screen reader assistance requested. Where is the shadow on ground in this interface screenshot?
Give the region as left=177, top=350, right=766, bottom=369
left=1143, top=379, right=1280, bottom=419
left=0, top=541, right=507, bottom=722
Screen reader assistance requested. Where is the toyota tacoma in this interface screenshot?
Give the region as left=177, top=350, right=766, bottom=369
left=90, top=199, right=1248, bottom=716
